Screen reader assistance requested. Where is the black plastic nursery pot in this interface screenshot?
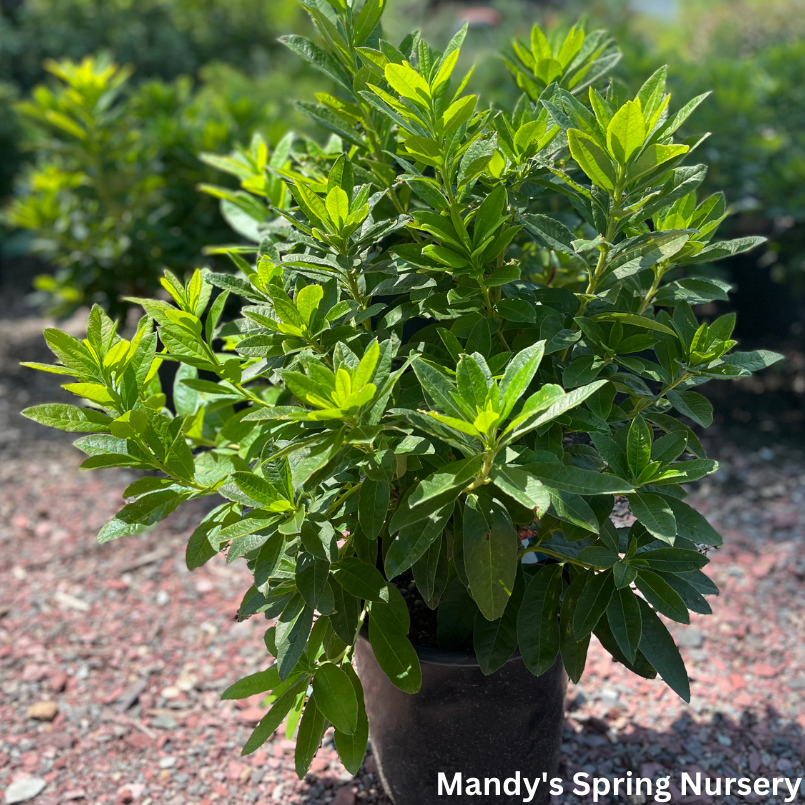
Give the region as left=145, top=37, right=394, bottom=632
left=355, top=634, right=567, bottom=805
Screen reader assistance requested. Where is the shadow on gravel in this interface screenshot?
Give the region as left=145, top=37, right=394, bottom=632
left=289, top=706, right=805, bottom=805
left=551, top=705, right=804, bottom=805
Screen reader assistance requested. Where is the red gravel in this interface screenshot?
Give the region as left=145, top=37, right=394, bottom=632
left=1, top=298, right=804, bottom=805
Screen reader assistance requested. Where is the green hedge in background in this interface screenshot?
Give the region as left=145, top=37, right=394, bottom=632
left=0, top=0, right=309, bottom=204
left=2, top=56, right=310, bottom=316
left=0, top=0, right=305, bottom=90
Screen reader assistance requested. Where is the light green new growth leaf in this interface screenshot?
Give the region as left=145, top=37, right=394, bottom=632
left=385, top=62, right=431, bottom=103
left=606, top=100, right=646, bottom=164
left=325, top=186, right=350, bottom=229
left=22, top=404, right=112, bottom=433
left=296, top=285, right=324, bottom=326
left=567, top=129, right=617, bottom=191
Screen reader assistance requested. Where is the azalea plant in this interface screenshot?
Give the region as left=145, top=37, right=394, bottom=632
left=23, top=0, right=781, bottom=780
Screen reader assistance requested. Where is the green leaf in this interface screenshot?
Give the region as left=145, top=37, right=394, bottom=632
left=62, top=382, right=116, bottom=407
left=521, top=214, right=575, bottom=254
left=333, top=665, right=369, bottom=774
left=313, top=663, right=358, bottom=735
left=613, top=561, right=638, bottom=589
left=296, top=554, right=330, bottom=610
left=241, top=678, right=307, bottom=755
left=667, top=390, right=713, bottom=428
left=606, top=100, right=646, bottom=164
left=525, top=463, right=633, bottom=495
left=640, top=547, right=709, bottom=573
left=630, top=143, right=688, bottom=181
left=627, top=415, right=652, bottom=478
left=500, top=342, right=545, bottom=418
left=412, top=358, right=465, bottom=420
left=628, top=492, right=676, bottom=542
left=437, top=575, right=479, bottom=649
left=456, top=355, right=490, bottom=411
left=22, top=404, right=112, bottom=433
left=413, top=533, right=449, bottom=609
left=386, top=62, right=431, bottom=103
left=385, top=502, right=452, bottom=579
left=388, top=456, right=482, bottom=533
left=359, top=479, right=390, bottom=539
left=98, top=489, right=189, bottom=543
left=549, top=490, right=599, bottom=533
left=606, top=587, right=642, bottom=662
left=558, top=570, right=591, bottom=683
left=573, top=569, right=615, bottom=639
left=223, top=667, right=281, bottom=700
left=332, top=557, right=389, bottom=603
left=276, top=595, right=314, bottom=679
left=661, top=497, right=722, bottom=546
left=684, top=236, right=766, bottom=265
left=517, top=564, right=563, bottom=676
left=231, top=471, right=289, bottom=511
left=330, top=585, right=361, bottom=644
left=637, top=598, right=690, bottom=701
left=280, top=34, right=351, bottom=92
left=368, top=606, right=422, bottom=693
left=635, top=570, right=690, bottom=624
left=294, top=693, right=329, bottom=778
left=326, top=186, right=350, bottom=229
left=296, top=285, right=324, bottom=326
left=473, top=566, right=524, bottom=675
left=567, top=129, right=617, bottom=190
left=592, top=313, right=677, bottom=336
left=490, top=466, right=551, bottom=519
left=722, top=350, right=783, bottom=373
left=185, top=506, right=234, bottom=570
left=463, top=494, right=519, bottom=621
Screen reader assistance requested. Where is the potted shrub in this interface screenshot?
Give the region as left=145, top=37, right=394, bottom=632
left=22, top=3, right=782, bottom=804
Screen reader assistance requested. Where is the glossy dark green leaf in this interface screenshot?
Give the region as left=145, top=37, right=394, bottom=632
left=628, top=492, right=676, bottom=542
left=637, top=598, right=690, bottom=701
left=332, top=557, right=389, bottom=603
left=667, top=390, right=713, bottom=428
left=333, top=665, right=369, bottom=774
left=294, top=692, right=329, bottom=778
left=517, top=564, right=563, bottom=676
left=313, top=663, right=358, bottom=735
left=559, top=570, right=591, bottom=683
left=640, top=548, right=709, bottom=573
left=368, top=607, right=422, bottom=694
left=491, top=466, right=551, bottom=519
left=635, top=570, right=690, bottom=624
left=296, top=554, right=330, bottom=610
left=437, top=575, right=479, bottom=650
left=606, top=587, right=642, bottom=662
left=473, top=566, right=525, bottom=675
left=276, top=595, right=314, bottom=680
left=463, top=494, right=519, bottom=621
left=359, top=479, right=390, bottom=538
left=573, top=569, right=615, bottom=639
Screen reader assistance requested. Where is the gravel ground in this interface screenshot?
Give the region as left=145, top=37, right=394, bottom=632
left=2, top=280, right=804, bottom=805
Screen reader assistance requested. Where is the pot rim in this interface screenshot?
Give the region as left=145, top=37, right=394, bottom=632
left=358, top=626, right=524, bottom=668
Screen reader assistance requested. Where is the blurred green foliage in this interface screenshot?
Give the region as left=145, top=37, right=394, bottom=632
left=3, top=56, right=310, bottom=315
left=0, top=0, right=305, bottom=90
left=0, top=0, right=310, bottom=203
left=0, top=0, right=317, bottom=314
left=609, top=0, right=805, bottom=290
